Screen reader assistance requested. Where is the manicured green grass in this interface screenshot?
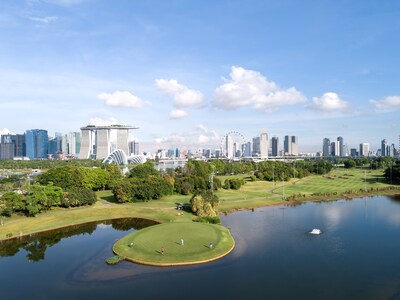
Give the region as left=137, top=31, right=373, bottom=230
left=113, top=222, right=234, bottom=266
left=215, top=168, right=398, bottom=211
left=0, top=168, right=398, bottom=241
left=0, top=195, right=194, bottom=240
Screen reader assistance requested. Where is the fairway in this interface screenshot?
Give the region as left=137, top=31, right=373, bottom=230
left=113, top=222, right=235, bottom=266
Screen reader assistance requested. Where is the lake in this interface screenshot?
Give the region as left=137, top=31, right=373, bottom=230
left=1, top=195, right=400, bottom=299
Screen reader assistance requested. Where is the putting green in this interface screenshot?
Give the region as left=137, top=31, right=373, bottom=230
left=113, top=222, right=235, bottom=266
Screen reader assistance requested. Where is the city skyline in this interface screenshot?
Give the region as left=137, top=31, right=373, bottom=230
left=0, top=1, right=399, bottom=152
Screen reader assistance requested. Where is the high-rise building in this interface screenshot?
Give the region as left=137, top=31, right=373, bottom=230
left=243, top=141, right=252, bottom=157
left=284, top=135, right=298, bottom=156
left=0, top=134, right=25, bottom=159
left=330, top=141, right=340, bottom=156
left=337, top=136, right=344, bottom=157
left=252, top=137, right=260, bottom=157
left=381, top=139, right=388, bottom=157
left=260, top=128, right=268, bottom=159
left=129, top=140, right=140, bottom=155
left=26, top=129, right=49, bottom=159
left=233, top=142, right=241, bottom=157
left=67, top=132, right=80, bottom=156
left=0, top=141, right=14, bottom=160
left=225, top=134, right=234, bottom=159
left=350, top=148, right=358, bottom=157
left=388, top=144, right=395, bottom=157
left=271, top=137, right=279, bottom=157
left=322, top=138, right=330, bottom=157
left=359, top=143, right=370, bottom=157
left=79, top=124, right=138, bottom=160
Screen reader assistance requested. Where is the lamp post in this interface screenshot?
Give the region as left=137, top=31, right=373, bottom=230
left=390, top=161, right=393, bottom=184
left=364, top=170, right=367, bottom=192
left=282, top=173, right=285, bottom=200
left=272, top=164, right=275, bottom=185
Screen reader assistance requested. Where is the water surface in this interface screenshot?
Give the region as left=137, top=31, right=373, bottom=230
left=1, top=196, right=400, bottom=299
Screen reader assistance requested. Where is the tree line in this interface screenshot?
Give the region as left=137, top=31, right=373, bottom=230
left=0, top=164, right=121, bottom=217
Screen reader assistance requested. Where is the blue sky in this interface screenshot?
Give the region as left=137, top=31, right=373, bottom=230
left=0, top=0, right=399, bottom=153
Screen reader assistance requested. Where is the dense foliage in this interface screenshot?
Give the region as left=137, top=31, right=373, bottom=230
left=223, top=178, right=246, bottom=189
left=253, top=160, right=333, bottom=182
left=0, top=159, right=103, bottom=170
left=111, top=162, right=173, bottom=202
left=384, top=163, right=400, bottom=184
left=37, top=165, right=121, bottom=191
left=190, top=190, right=219, bottom=217
left=0, top=184, right=96, bottom=217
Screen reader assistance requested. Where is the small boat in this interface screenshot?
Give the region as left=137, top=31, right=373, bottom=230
left=310, top=228, right=322, bottom=235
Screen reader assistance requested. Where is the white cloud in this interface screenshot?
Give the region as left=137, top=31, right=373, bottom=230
left=28, top=16, right=58, bottom=24
left=88, top=117, right=118, bottom=126
left=308, top=92, right=349, bottom=112
left=214, top=66, right=306, bottom=111
left=370, top=96, right=400, bottom=111
left=155, top=79, right=204, bottom=108
left=169, top=109, right=188, bottom=119
left=98, top=91, right=146, bottom=109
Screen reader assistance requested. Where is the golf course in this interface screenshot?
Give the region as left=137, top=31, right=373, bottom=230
left=113, top=222, right=235, bottom=266
left=1, top=168, right=399, bottom=262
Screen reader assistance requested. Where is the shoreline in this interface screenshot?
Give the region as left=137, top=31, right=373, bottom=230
left=0, top=188, right=399, bottom=242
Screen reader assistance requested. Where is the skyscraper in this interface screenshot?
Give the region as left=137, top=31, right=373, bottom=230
left=284, top=135, right=298, bottom=156
left=225, top=134, right=234, bottom=159
left=322, top=138, right=330, bottom=157
left=243, top=141, right=252, bottom=157
left=381, top=139, right=388, bottom=157
left=359, top=143, right=370, bottom=157
left=252, top=137, right=260, bottom=157
left=129, top=140, right=140, bottom=155
left=271, top=137, right=279, bottom=157
left=330, top=141, right=340, bottom=156
left=260, top=128, right=268, bottom=159
left=26, top=129, right=48, bottom=159
left=337, top=136, right=344, bottom=157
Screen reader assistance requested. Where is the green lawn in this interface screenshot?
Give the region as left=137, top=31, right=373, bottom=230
left=0, top=168, right=398, bottom=241
left=113, top=222, right=234, bottom=266
left=215, top=168, right=397, bottom=211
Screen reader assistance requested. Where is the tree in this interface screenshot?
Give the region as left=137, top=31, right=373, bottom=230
left=61, top=187, right=96, bottom=207
left=129, top=161, right=159, bottom=178
left=344, top=159, right=356, bottom=169
left=0, top=192, right=25, bottom=216
left=190, top=190, right=219, bottom=217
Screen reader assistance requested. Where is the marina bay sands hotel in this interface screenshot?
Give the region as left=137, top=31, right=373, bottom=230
left=78, top=124, right=138, bottom=160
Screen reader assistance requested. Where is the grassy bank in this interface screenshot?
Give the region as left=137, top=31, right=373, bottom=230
left=0, top=168, right=398, bottom=241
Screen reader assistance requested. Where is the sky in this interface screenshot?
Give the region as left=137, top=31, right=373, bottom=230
left=0, top=0, right=399, bottom=153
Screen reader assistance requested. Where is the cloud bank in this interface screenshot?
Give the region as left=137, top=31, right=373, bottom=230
left=214, top=66, right=306, bottom=112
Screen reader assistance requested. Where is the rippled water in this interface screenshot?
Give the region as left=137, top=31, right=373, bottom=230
left=1, top=196, right=400, bottom=300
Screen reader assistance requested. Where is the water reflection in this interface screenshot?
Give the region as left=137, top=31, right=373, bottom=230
left=0, top=218, right=158, bottom=262
left=1, top=196, right=400, bottom=300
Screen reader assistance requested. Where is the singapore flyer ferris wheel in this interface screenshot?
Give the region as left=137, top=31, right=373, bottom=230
left=220, top=131, right=247, bottom=160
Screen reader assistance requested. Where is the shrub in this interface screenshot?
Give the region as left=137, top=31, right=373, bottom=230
left=194, top=216, right=221, bottom=224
